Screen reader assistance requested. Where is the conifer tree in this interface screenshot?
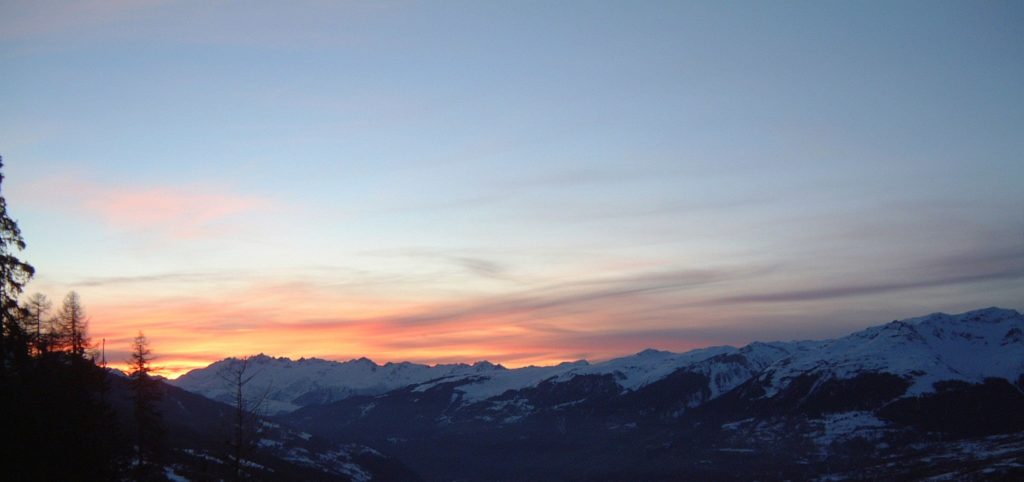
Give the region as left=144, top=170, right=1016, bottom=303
left=0, top=156, right=35, bottom=366
left=128, top=332, right=164, bottom=478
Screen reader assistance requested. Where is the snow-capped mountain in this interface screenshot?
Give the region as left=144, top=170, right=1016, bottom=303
left=173, top=307, right=1024, bottom=418
left=171, top=341, right=801, bottom=415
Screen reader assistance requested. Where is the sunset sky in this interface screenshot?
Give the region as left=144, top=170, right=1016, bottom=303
left=1, top=1, right=1022, bottom=377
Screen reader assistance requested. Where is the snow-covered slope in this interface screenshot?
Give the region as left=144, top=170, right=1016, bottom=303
left=753, top=307, right=1024, bottom=398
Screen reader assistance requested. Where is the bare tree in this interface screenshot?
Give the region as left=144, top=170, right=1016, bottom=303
left=219, top=356, right=271, bottom=481
left=22, top=293, right=51, bottom=354
left=56, top=291, right=89, bottom=358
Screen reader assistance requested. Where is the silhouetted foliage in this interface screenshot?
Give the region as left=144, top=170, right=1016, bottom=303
left=1, top=303, right=129, bottom=480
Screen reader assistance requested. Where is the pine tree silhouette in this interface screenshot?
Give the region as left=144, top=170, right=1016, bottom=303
left=0, top=156, right=35, bottom=368
left=129, top=331, right=165, bottom=479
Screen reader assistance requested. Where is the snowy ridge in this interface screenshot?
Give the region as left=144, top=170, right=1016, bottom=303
left=558, top=346, right=734, bottom=390
left=755, top=307, right=1024, bottom=398
left=173, top=344, right=795, bottom=414
left=171, top=355, right=507, bottom=414
left=435, top=346, right=742, bottom=403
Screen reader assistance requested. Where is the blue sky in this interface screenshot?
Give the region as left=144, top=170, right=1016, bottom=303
left=1, top=1, right=1021, bottom=376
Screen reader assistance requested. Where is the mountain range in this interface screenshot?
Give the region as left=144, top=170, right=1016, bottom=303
left=168, top=307, right=1024, bottom=480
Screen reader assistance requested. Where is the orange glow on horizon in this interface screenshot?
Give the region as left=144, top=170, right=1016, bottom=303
left=44, top=267, right=745, bottom=380
left=112, top=353, right=615, bottom=380
left=86, top=289, right=721, bottom=379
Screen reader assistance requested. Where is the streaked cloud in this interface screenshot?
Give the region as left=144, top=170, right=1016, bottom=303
left=73, top=271, right=244, bottom=288
left=701, top=247, right=1024, bottom=306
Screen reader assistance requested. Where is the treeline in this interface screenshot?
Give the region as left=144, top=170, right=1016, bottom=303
left=1, top=296, right=130, bottom=480
left=17, top=291, right=92, bottom=360
left=0, top=157, right=165, bottom=481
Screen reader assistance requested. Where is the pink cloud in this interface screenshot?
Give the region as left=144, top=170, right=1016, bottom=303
left=86, top=186, right=269, bottom=238
left=17, top=176, right=272, bottom=239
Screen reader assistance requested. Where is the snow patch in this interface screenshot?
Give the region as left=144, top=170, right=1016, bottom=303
left=164, top=466, right=188, bottom=482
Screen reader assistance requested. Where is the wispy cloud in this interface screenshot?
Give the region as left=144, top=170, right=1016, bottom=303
left=0, top=0, right=169, bottom=41
left=73, top=271, right=244, bottom=288
left=76, top=245, right=1022, bottom=378
left=364, top=267, right=746, bottom=328
left=364, top=248, right=517, bottom=282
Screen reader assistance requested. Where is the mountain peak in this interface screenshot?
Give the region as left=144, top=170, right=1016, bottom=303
left=635, top=348, right=671, bottom=357
left=472, top=361, right=505, bottom=371
left=348, top=357, right=377, bottom=367
left=250, top=353, right=276, bottom=362
left=558, top=360, right=589, bottom=367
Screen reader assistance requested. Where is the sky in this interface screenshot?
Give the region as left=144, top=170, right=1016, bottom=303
left=1, top=1, right=1022, bottom=378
